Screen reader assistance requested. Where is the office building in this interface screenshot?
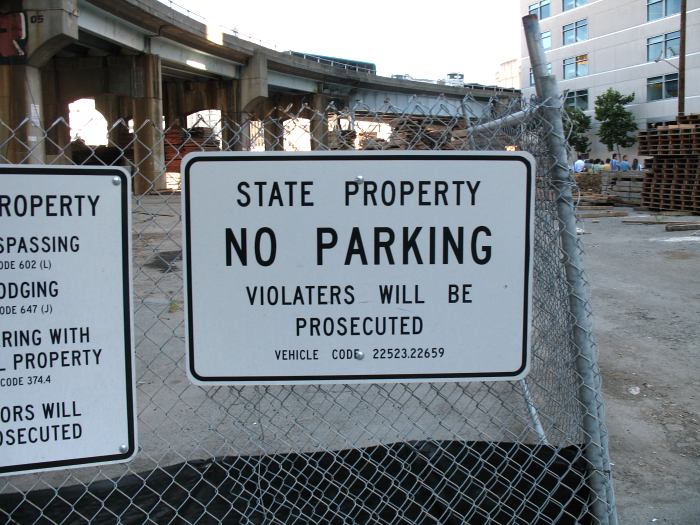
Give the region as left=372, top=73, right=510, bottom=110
left=520, top=0, right=700, bottom=159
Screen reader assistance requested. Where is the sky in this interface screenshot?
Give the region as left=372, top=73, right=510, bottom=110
left=173, top=0, right=522, bottom=85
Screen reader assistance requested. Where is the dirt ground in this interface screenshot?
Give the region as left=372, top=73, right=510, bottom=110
left=580, top=210, right=700, bottom=524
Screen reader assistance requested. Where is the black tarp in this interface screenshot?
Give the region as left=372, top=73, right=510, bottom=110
left=1, top=441, right=591, bottom=524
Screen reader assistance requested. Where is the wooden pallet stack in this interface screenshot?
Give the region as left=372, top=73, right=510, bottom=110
left=638, top=114, right=700, bottom=214
left=607, top=172, right=644, bottom=205
left=165, top=127, right=220, bottom=172
left=385, top=118, right=456, bottom=150
left=638, top=114, right=700, bottom=155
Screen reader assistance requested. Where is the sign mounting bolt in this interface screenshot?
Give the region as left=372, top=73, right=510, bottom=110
left=119, top=444, right=128, bottom=453
left=354, top=350, right=364, bottom=360
left=356, top=175, right=364, bottom=183
left=112, top=176, right=121, bottom=186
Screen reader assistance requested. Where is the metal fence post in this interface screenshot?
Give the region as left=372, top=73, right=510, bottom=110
left=523, top=13, right=617, bottom=525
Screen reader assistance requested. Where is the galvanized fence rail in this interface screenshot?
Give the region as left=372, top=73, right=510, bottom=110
left=0, top=89, right=616, bottom=524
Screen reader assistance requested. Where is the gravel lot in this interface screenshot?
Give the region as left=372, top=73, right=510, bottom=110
left=580, top=209, right=700, bottom=524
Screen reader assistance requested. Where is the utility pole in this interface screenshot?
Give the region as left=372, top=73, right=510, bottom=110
left=679, top=0, right=687, bottom=115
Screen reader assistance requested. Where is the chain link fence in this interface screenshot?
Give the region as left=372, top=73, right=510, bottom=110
left=0, top=93, right=616, bottom=524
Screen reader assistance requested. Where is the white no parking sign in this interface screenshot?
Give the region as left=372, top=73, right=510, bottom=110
left=182, top=151, right=534, bottom=385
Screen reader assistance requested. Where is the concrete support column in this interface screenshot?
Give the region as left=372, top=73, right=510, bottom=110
left=237, top=117, right=252, bottom=151
left=45, top=102, right=70, bottom=164
left=132, top=54, right=165, bottom=194
left=219, top=80, right=242, bottom=151
left=163, top=82, right=189, bottom=129
left=95, top=94, right=131, bottom=150
left=41, top=63, right=71, bottom=163
left=263, top=101, right=285, bottom=151
left=163, top=83, right=178, bottom=129
left=309, top=93, right=328, bottom=151
left=0, top=65, right=46, bottom=163
left=240, top=51, right=268, bottom=115
left=0, top=0, right=78, bottom=163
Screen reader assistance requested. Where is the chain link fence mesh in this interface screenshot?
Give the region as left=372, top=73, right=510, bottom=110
left=0, top=94, right=615, bottom=524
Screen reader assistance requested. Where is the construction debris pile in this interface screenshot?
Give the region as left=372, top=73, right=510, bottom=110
left=638, top=114, right=700, bottom=214
left=70, top=138, right=130, bottom=166
left=165, top=127, right=220, bottom=172
left=329, top=128, right=357, bottom=150
left=575, top=170, right=642, bottom=207
left=576, top=172, right=602, bottom=193
left=384, top=118, right=456, bottom=150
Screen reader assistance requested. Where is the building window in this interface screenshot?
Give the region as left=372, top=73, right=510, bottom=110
left=647, top=0, right=680, bottom=21
left=529, top=0, right=551, bottom=19
left=563, top=19, right=588, bottom=45
left=647, top=73, right=678, bottom=101
left=529, top=63, right=552, bottom=86
left=542, top=31, right=552, bottom=50
left=563, top=55, right=588, bottom=79
left=647, top=31, right=680, bottom=61
left=563, top=0, right=587, bottom=10
left=565, top=89, right=589, bottom=110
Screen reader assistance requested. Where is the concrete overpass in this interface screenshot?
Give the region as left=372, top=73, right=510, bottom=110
left=0, top=0, right=519, bottom=192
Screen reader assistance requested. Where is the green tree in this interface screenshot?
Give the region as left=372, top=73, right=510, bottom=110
left=563, top=106, right=591, bottom=157
left=594, top=88, right=638, bottom=156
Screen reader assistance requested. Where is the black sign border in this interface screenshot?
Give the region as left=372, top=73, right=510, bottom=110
left=183, top=153, right=533, bottom=383
left=0, top=166, right=136, bottom=475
